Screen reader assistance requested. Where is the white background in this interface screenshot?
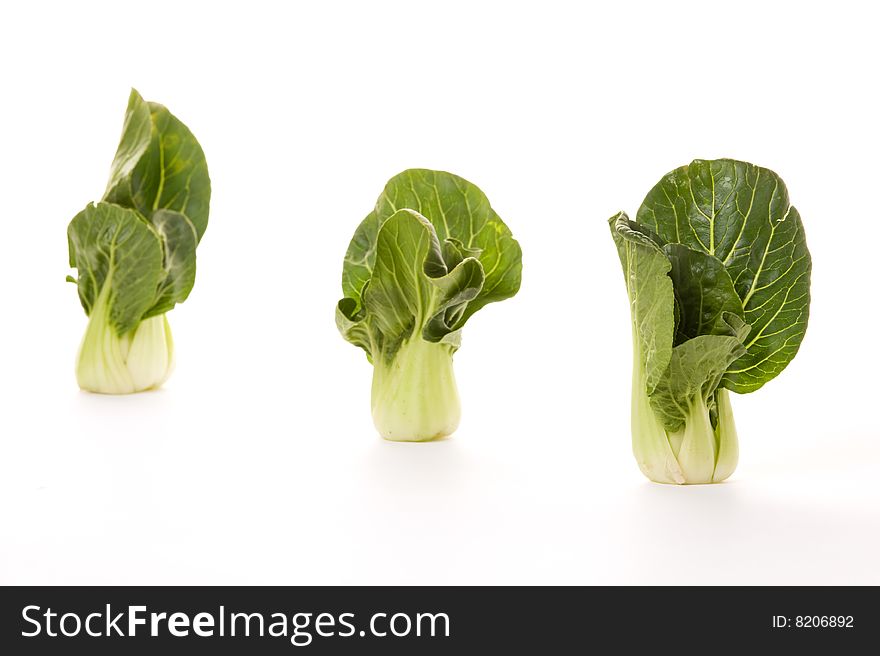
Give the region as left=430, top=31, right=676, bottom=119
left=1, top=0, right=878, bottom=585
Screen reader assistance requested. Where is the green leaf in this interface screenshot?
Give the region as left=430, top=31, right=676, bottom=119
left=374, top=169, right=521, bottom=322
left=341, top=210, right=380, bottom=310
left=362, top=209, right=444, bottom=348
left=336, top=296, right=373, bottom=360
left=338, top=209, right=486, bottom=362
left=103, top=89, right=152, bottom=199
left=649, top=334, right=747, bottom=432
left=663, top=243, right=744, bottom=344
left=423, top=256, right=484, bottom=342
left=338, top=170, right=517, bottom=363
left=717, top=312, right=751, bottom=342
left=67, top=202, right=164, bottom=335
left=609, top=212, right=674, bottom=394
left=441, top=238, right=482, bottom=271
left=637, top=159, right=811, bottom=392
left=104, top=89, right=211, bottom=241
left=721, top=205, right=811, bottom=392
left=143, top=209, right=198, bottom=318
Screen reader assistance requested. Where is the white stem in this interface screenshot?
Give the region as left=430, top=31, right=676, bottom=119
left=670, top=395, right=717, bottom=484
left=371, top=337, right=460, bottom=442
left=630, top=333, right=686, bottom=484
left=75, top=283, right=175, bottom=394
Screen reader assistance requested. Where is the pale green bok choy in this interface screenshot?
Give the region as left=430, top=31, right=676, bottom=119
left=337, top=170, right=522, bottom=441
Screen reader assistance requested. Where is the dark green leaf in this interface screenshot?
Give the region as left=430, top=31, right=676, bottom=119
left=664, top=243, right=744, bottom=344
left=637, top=159, right=811, bottom=392
left=104, top=89, right=211, bottom=240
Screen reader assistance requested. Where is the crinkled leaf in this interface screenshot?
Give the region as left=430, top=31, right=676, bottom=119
left=104, top=89, right=211, bottom=241
left=339, top=209, right=485, bottom=362
left=637, top=159, right=811, bottom=392
left=375, top=169, right=520, bottom=323
left=336, top=296, right=373, bottom=360
left=67, top=202, right=163, bottom=334
left=338, top=170, right=515, bottom=360
left=609, top=212, right=674, bottom=394
left=442, top=238, right=482, bottom=270
left=423, top=257, right=484, bottom=341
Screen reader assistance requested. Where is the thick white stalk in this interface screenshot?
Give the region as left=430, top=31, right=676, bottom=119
left=669, top=395, right=717, bottom=484
left=76, top=283, right=175, bottom=394
left=630, top=332, right=686, bottom=484
left=371, top=337, right=460, bottom=442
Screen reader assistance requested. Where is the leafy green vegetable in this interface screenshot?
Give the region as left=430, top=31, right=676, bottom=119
left=68, top=89, right=210, bottom=394
left=611, top=159, right=811, bottom=483
left=337, top=170, right=522, bottom=441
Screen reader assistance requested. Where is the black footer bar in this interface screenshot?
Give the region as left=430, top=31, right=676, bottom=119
left=1, top=585, right=874, bottom=653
